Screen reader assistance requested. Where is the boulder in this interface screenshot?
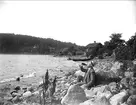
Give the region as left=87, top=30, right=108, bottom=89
left=110, top=90, right=128, bottom=105
left=79, top=99, right=94, bottom=105
left=110, top=61, right=123, bottom=76
left=108, top=82, right=120, bottom=94
left=124, top=71, right=134, bottom=78
left=95, top=96, right=111, bottom=105
left=96, top=71, right=120, bottom=84
left=127, top=95, right=136, bottom=105
left=80, top=96, right=111, bottom=105
left=96, top=90, right=112, bottom=99
left=94, top=61, right=122, bottom=84
left=120, top=103, right=128, bottom=105
left=84, top=85, right=109, bottom=98
left=22, top=91, right=32, bottom=98
left=120, top=77, right=130, bottom=89
left=61, top=84, right=87, bottom=105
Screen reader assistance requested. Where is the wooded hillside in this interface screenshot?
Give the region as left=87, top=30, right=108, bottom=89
left=0, top=33, right=82, bottom=54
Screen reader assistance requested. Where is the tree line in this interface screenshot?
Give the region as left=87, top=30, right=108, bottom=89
left=85, top=33, right=136, bottom=61
left=1, top=32, right=136, bottom=61
left=0, top=33, right=80, bottom=54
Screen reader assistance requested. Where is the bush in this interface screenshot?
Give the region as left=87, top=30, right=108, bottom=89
left=114, top=44, right=133, bottom=60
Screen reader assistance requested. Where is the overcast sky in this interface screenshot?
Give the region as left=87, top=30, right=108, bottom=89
left=0, top=1, right=135, bottom=46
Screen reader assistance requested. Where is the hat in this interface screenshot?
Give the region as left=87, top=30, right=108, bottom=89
left=81, top=63, right=87, bottom=66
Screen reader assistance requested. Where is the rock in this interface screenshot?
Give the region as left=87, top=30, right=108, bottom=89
left=84, top=85, right=109, bottom=98
left=4, top=96, right=13, bottom=101
left=94, top=61, right=123, bottom=83
left=27, top=87, right=34, bottom=92
left=20, top=74, right=23, bottom=77
left=75, top=70, right=85, bottom=77
left=127, top=95, right=136, bottom=105
left=110, top=90, right=128, bottom=105
left=120, top=77, right=130, bottom=89
left=108, top=82, right=120, bottom=94
left=68, top=75, right=73, bottom=79
left=24, top=72, right=36, bottom=78
left=61, top=80, right=66, bottom=84
left=96, top=90, right=112, bottom=99
left=61, top=76, right=68, bottom=80
left=65, top=83, right=70, bottom=87
left=79, top=99, right=94, bottom=105
left=80, top=84, right=87, bottom=90
left=31, top=72, right=36, bottom=77
left=96, top=96, right=111, bottom=105
left=128, top=87, right=136, bottom=95
left=23, top=91, right=32, bottom=98
left=124, top=71, right=134, bottom=78
left=16, top=77, right=20, bottom=81
left=96, top=71, right=119, bottom=84
left=110, top=61, right=123, bottom=76
left=120, top=103, right=128, bottom=105
left=12, top=96, right=22, bottom=103
left=65, top=71, right=75, bottom=77
left=80, top=96, right=111, bottom=105
left=129, top=77, right=136, bottom=87
left=14, top=86, right=21, bottom=91
left=84, top=84, right=112, bottom=99
left=32, top=91, right=39, bottom=95
left=3, top=101, right=13, bottom=105
left=61, top=84, right=87, bottom=105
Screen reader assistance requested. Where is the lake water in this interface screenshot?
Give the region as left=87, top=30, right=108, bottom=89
left=0, top=54, right=79, bottom=83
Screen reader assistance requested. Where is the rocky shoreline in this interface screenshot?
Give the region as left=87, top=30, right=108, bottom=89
left=1, top=58, right=136, bottom=105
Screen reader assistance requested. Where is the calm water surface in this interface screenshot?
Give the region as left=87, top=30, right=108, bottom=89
left=0, top=54, right=78, bottom=82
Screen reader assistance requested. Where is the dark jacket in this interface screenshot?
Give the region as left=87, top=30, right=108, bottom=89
left=83, top=68, right=96, bottom=89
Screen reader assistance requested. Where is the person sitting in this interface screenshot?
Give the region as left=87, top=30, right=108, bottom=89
left=76, top=63, right=88, bottom=82
left=76, top=61, right=96, bottom=90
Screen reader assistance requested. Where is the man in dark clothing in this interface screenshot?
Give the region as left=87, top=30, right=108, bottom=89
left=77, top=61, right=96, bottom=90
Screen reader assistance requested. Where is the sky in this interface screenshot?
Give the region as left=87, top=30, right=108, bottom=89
left=0, top=1, right=135, bottom=46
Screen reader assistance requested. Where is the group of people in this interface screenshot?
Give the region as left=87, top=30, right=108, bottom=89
left=76, top=61, right=97, bottom=90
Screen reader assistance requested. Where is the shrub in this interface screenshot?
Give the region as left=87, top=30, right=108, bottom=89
left=114, top=44, right=133, bottom=60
